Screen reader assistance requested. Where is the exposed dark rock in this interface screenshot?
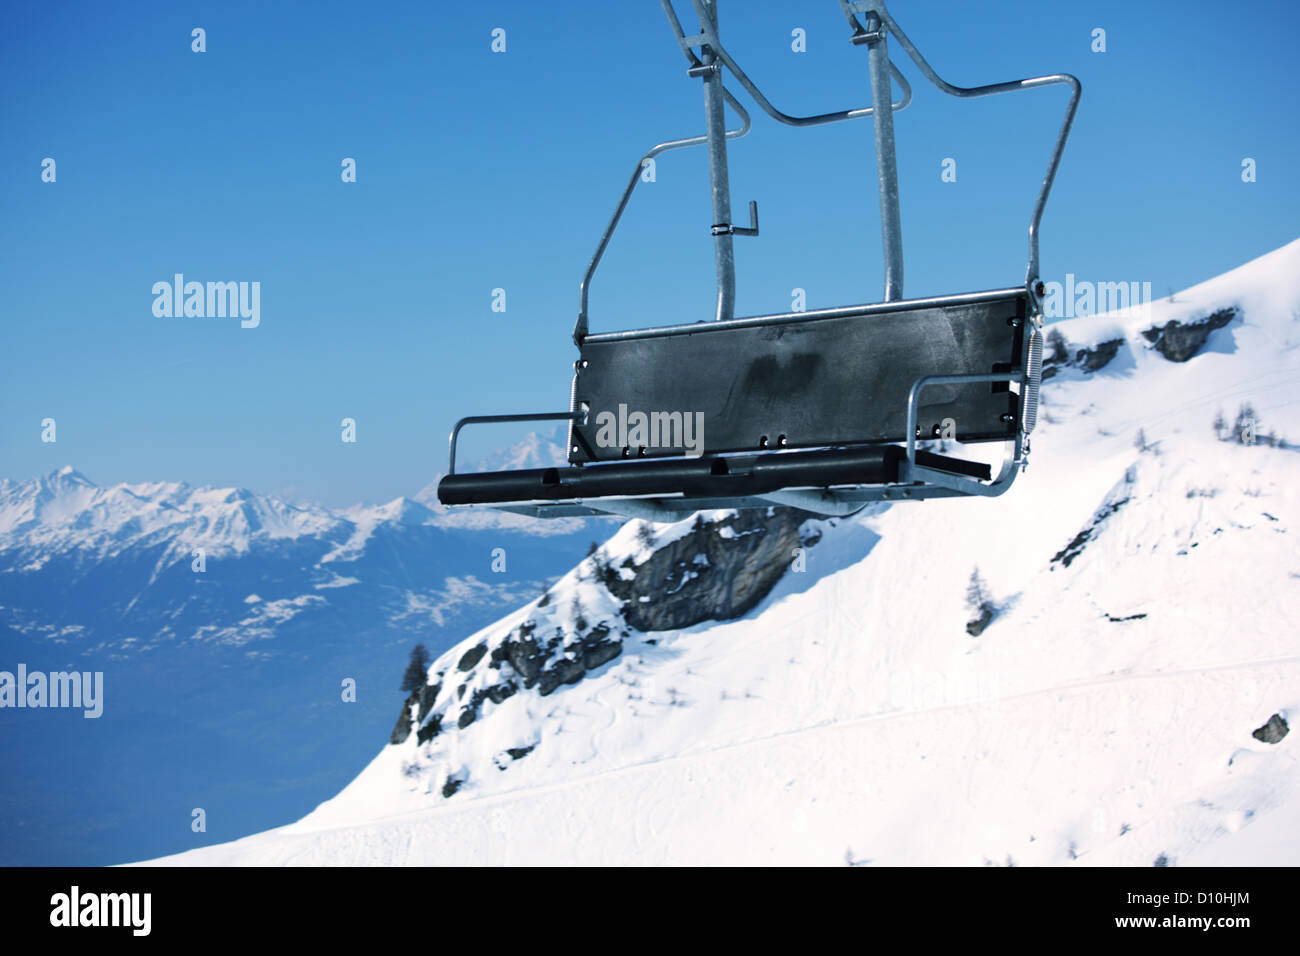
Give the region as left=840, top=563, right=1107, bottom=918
left=389, top=506, right=821, bottom=748
left=506, top=745, right=535, bottom=761
left=1041, top=334, right=1125, bottom=380
left=582, top=636, right=622, bottom=671
left=965, top=605, right=994, bottom=636
left=1141, top=307, right=1237, bottom=362
left=416, top=713, right=441, bottom=744
left=538, top=656, right=587, bottom=696
left=389, top=691, right=417, bottom=744
left=416, top=681, right=442, bottom=724
left=392, top=680, right=441, bottom=744
left=442, top=775, right=464, bottom=798
left=1076, top=339, right=1124, bottom=372
left=458, top=643, right=488, bottom=671
left=454, top=681, right=522, bottom=730
left=1051, top=495, right=1131, bottom=569
left=1153, top=853, right=1172, bottom=867
left=605, top=507, right=816, bottom=632
left=1252, top=713, right=1289, bottom=745
left=503, top=631, right=546, bottom=684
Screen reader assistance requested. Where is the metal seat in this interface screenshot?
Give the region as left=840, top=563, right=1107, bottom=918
left=437, top=0, right=1079, bottom=520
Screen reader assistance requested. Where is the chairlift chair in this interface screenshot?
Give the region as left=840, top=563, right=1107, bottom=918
left=437, top=0, right=1081, bottom=521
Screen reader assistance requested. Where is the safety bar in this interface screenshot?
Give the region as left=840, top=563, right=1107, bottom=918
left=905, top=372, right=1021, bottom=465
left=447, top=412, right=581, bottom=476
left=901, top=371, right=1025, bottom=498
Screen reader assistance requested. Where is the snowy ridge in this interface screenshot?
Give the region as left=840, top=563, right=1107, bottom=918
left=142, top=239, right=1300, bottom=866
left=1, top=430, right=587, bottom=572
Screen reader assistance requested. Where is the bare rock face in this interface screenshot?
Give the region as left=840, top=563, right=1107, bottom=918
left=1252, top=713, right=1290, bottom=745
left=1141, top=307, right=1237, bottom=362
left=600, top=507, right=819, bottom=633
left=389, top=693, right=415, bottom=744
left=390, top=678, right=443, bottom=744
left=965, top=605, right=994, bottom=636
left=1041, top=334, right=1125, bottom=380
left=389, top=506, right=822, bottom=753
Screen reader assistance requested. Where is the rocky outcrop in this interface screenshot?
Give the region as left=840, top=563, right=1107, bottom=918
left=1141, top=307, right=1237, bottom=362
left=389, top=506, right=822, bottom=772
left=457, top=643, right=487, bottom=671
left=1051, top=492, right=1131, bottom=570
left=1041, top=332, right=1125, bottom=380
left=389, top=697, right=415, bottom=744
left=1252, top=713, right=1289, bottom=744
left=599, top=508, right=818, bottom=632
left=965, top=605, right=994, bottom=636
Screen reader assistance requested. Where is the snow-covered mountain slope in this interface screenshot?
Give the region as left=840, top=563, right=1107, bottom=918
left=142, top=239, right=1300, bottom=866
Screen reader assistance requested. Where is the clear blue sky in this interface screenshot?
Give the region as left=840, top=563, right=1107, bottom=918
left=2, top=0, right=1296, bottom=507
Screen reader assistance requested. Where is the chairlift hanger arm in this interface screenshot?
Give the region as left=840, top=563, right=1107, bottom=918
left=838, top=0, right=1081, bottom=286
left=664, top=0, right=914, bottom=127
left=577, top=0, right=916, bottom=343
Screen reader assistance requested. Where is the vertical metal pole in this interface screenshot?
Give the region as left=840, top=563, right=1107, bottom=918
left=698, top=0, right=736, bottom=322
left=865, top=15, right=904, bottom=301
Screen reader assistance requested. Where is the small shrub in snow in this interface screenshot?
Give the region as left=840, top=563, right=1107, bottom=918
left=1212, top=408, right=1227, bottom=440
left=1232, top=402, right=1258, bottom=445
left=570, top=596, right=589, bottom=633
left=965, top=567, right=997, bottom=636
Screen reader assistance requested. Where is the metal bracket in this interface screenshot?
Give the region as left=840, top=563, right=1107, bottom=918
left=712, top=200, right=759, bottom=237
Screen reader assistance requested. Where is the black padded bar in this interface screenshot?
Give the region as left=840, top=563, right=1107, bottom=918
left=570, top=290, right=1026, bottom=463
left=437, top=445, right=990, bottom=507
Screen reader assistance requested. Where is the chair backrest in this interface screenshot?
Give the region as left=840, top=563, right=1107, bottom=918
left=568, top=288, right=1027, bottom=464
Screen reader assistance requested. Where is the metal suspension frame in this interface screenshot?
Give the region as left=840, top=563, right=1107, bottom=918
left=442, top=0, right=1081, bottom=521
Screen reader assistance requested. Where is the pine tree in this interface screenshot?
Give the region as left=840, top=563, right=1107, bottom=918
left=965, top=568, right=991, bottom=615
left=636, top=521, right=657, bottom=549
left=1134, top=428, right=1148, bottom=453
left=570, top=596, right=589, bottom=633
left=1212, top=408, right=1227, bottom=441
left=1233, top=402, right=1258, bottom=445
left=400, top=643, right=431, bottom=693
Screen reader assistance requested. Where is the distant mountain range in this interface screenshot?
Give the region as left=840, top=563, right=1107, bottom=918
left=0, top=434, right=612, bottom=865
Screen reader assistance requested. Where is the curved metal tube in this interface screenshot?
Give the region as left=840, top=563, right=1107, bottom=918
left=854, top=0, right=1081, bottom=285
left=447, top=411, right=579, bottom=475
left=676, top=0, right=914, bottom=126
left=574, top=88, right=752, bottom=343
